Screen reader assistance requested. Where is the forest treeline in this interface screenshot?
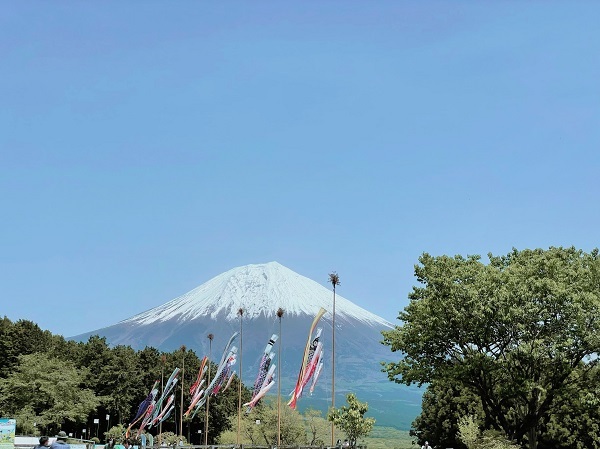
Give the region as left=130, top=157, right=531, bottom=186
left=0, top=318, right=371, bottom=447
left=0, top=318, right=251, bottom=444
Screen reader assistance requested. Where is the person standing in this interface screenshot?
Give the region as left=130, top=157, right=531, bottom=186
left=34, top=436, right=51, bottom=449
left=51, top=432, right=70, bottom=449
left=421, top=441, right=431, bottom=449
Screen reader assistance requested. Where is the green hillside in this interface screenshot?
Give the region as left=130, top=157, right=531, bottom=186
left=361, top=426, right=414, bottom=449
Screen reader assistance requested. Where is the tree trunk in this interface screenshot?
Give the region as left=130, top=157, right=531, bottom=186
left=527, top=427, right=538, bottom=449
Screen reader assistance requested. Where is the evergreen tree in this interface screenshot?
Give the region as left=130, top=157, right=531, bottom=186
left=0, top=318, right=54, bottom=377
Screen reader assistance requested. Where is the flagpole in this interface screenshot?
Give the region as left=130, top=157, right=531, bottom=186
left=179, top=345, right=186, bottom=442
left=329, top=272, right=340, bottom=447
left=205, top=334, right=213, bottom=446
left=237, top=308, right=244, bottom=446
left=277, top=308, right=284, bottom=447
left=159, top=355, right=166, bottom=442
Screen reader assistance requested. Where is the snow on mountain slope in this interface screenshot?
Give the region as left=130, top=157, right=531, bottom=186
left=122, top=262, right=392, bottom=328
left=70, top=262, right=418, bottom=429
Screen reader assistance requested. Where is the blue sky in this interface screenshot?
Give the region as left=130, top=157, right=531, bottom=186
left=1, top=2, right=599, bottom=337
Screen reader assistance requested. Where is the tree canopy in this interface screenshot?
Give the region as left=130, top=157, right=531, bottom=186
left=0, top=317, right=248, bottom=442
left=382, top=247, right=600, bottom=449
left=235, top=398, right=306, bottom=445
left=328, top=393, right=375, bottom=447
left=0, top=352, right=99, bottom=435
left=0, top=315, right=350, bottom=446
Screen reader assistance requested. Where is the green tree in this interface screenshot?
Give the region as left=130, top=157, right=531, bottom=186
left=105, top=345, right=143, bottom=425
left=136, top=346, right=163, bottom=394
left=105, top=424, right=128, bottom=443
left=327, top=393, right=375, bottom=447
left=221, top=399, right=306, bottom=445
left=458, top=415, right=519, bottom=449
left=0, top=352, right=99, bottom=435
left=75, top=335, right=114, bottom=394
left=304, top=408, right=330, bottom=446
left=228, top=412, right=261, bottom=445
left=539, top=364, right=600, bottom=449
left=224, top=400, right=329, bottom=446
left=262, top=399, right=306, bottom=445
left=382, top=247, right=600, bottom=449
left=458, top=414, right=481, bottom=449
left=14, top=406, right=39, bottom=435
left=47, top=335, right=80, bottom=364
left=411, top=377, right=481, bottom=449
left=156, top=432, right=185, bottom=446
left=0, top=318, right=54, bottom=378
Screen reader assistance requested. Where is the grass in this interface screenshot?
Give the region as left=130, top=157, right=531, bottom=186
left=360, top=426, right=414, bottom=449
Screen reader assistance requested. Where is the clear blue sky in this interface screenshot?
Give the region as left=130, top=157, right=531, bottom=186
left=2, top=2, right=599, bottom=337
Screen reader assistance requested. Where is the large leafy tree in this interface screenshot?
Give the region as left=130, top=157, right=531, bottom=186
left=0, top=352, right=99, bottom=435
left=327, top=393, right=375, bottom=447
left=382, top=247, right=600, bottom=449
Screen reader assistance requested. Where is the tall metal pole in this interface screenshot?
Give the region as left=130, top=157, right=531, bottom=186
left=237, top=308, right=244, bottom=446
left=329, top=272, right=340, bottom=447
left=277, top=308, right=284, bottom=447
left=205, top=334, right=213, bottom=446
left=159, top=355, right=166, bottom=441
left=180, top=345, right=186, bottom=441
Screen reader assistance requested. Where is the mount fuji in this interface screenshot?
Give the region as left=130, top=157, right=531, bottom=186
left=72, top=262, right=422, bottom=428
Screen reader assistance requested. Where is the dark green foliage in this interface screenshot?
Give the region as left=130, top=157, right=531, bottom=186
left=0, top=316, right=249, bottom=443
left=137, top=346, right=163, bottom=391
left=410, top=378, right=480, bottom=449
left=539, top=364, right=600, bottom=449
left=104, top=344, right=145, bottom=425
left=0, top=317, right=54, bottom=377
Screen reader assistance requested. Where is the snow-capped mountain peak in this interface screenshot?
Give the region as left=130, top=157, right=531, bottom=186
left=122, top=261, right=392, bottom=328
